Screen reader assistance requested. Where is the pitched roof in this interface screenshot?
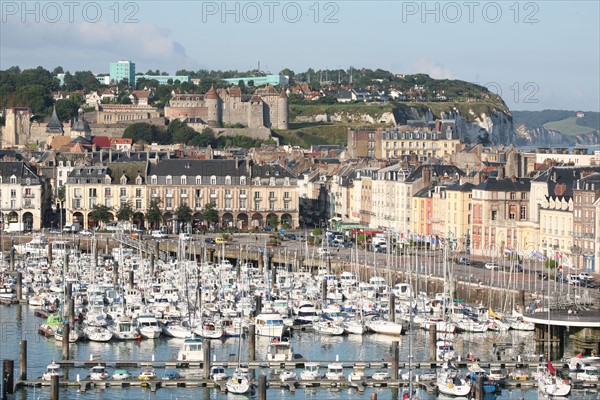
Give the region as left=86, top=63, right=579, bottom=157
left=473, top=177, right=531, bottom=192
left=92, top=136, right=112, bottom=148
left=45, top=106, right=64, bottom=134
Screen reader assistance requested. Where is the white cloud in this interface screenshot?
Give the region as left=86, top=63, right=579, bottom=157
left=406, top=58, right=455, bottom=80
left=0, top=20, right=198, bottom=72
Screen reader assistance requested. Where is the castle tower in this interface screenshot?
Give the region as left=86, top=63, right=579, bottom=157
left=204, top=85, right=222, bottom=127
left=277, top=88, right=289, bottom=130
left=46, top=106, right=64, bottom=135
left=2, top=107, right=31, bottom=147
left=71, top=108, right=92, bottom=139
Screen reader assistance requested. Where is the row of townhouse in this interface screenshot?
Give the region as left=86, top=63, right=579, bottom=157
left=330, top=163, right=600, bottom=272
left=63, top=159, right=300, bottom=231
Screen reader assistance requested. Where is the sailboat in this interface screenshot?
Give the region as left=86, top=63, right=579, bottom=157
left=537, top=362, right=571, bottom=397
left=226, top=274, right=252, bottom=395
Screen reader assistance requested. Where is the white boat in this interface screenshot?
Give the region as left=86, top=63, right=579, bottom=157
left=366, top=319, right=402, bottom=335
left=14, top=234, right=48, bottom=257
left=372, top=370, right=390, bottom=380
left=488, top=367, right=507, bottom=383
left=574, top=365, right=599, bottom=382
left=255, top=313, right=286, bottom=337
left=325, top=363, right=344, bottom=380
left=267, top=337, right=293, bottom=361
left=294, top=303, right=320, bottom=325
left=300, top=362, right=320, bottom=380
left=280, top=370, right=297, bottom=382
left=177, top=338, right=204, bottom=362
left=436, top=339, right=457, bottom=361
left=508, top=317, right=534, bottom=331
left=194, top=321, right=223, bottom=339
left=341, top=319, right=366, bottom=335
left=90, top=364, right=109, bottom=380
left=110, top=317, right=141, bottom=340
left=136, top=314, right=162, bottom=339
left=84, top=326, right=113, bottom=342
left=348, top=363, right=366, bottom=382
left=313, top=320, right=345, bottom=336
left=42, top=361, right=64, bottom=380
left=54, top=326, right=80, bottom=343
left=138, top=368, right=156, bottom=381
left=437, top=367, right=471, bottom=396
left=112, top=369, right=131, bottom=380
left=162, top=321, right=193, bottom=339
left=210, top=366, right=228, bottom=381
left=538, top=364, right=571, bottom=397
left=422, top=318, right=456, bottom=334
left=226, top=368, right=251, bottom=394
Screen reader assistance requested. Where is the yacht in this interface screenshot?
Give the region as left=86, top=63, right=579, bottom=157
left=194, top=321, right=224, bottom=339
left=300, top=362, right=320, bottom=380
left=90, top=365, right=109, bottom=380
left=325, top=363, right=344, bottom=380
left=537, top=364, right=571, bottom=397
left=110, top=317, right=141, bottom=340
left=210, top=366, right=228, bottom=381
left=226, top=368, right=251, bottom=394
left=177, top=337, right=204, bottom=362
left=112, top=369, right=132, bottom=380
left=313, top=320, right=344, bottom=335
left=42, top=361, right=64, bottom=380
left=437, top=363, right=471, bottom=397
left=255, top=313, right=286, bottom=337
left=136, top=314, right=162, bottom=339
left=436, top=338, right=457, bottom=361
left=266, top=337, right=293, bottom=362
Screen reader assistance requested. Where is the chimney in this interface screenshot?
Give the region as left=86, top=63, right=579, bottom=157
left=109, top=148, right=112, bottom=162
left=498, top=167, right=504, bottom=179
left=99, top=148, right=103, bottom=164
left=423, top=165, right=431, bottom=185
left=435, top=120, right=442, bottom=132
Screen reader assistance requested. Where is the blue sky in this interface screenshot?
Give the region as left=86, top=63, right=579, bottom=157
left=1, top=1, right=598, bottom=111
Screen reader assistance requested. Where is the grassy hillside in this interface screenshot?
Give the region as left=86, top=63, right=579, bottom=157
left=272, top=122, right=361, bottom=147
left=289, top=103, right=394, bottom=121
left=544, top=117, right=596, bottom=136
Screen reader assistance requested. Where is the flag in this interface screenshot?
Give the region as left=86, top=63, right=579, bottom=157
left=504, top=246, right=512, bottom=256
left=547, top=360, right=556, bottom=375
left=561, top=255, right=575, bottom=270
left=529, top=251, right=546, bottom=261
left=576, top=353, right=583, bottom=359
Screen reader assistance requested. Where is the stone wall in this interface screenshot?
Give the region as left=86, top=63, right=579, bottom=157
left=211, top=127, right=272, bottom=141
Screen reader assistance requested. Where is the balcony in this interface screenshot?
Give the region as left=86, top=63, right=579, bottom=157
left=239, top=193, right=247, bottom=198
left=151, top=193, right=159, bottom=198
left=166, top=192, right=173, bottom=198
left=180, top=193, right=188, bottom=198
left=23, top=192, right=35, bottom=198
left=225, top=193, right=233, bottom=199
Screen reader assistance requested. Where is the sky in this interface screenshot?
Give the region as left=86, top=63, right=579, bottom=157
left=1, top=1, right=599, bottom=112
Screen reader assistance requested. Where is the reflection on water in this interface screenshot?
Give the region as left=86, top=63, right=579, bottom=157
left=1, top=305, right=598, bottom=400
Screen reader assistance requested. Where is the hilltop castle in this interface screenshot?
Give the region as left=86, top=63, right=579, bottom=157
left=164, top=84, right=289, bottom=130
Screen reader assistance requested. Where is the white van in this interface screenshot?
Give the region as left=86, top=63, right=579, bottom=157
left=151, top=230, right=168, bottom=239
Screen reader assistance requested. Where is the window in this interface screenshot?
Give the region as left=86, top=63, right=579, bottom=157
left=225, top=199, right=232, bottom=209
left=240, top=198, right=246, bottom=209
left=284, top=191, right=290, bottom=200
left=136, top=176, right=142, bottom=185
left=74, top=199, right=81, bottom=209
left=210, top=188, right=216, bottom=196
left=196, top=176, right=202, bottom=185
left=491, top=210, right=497, bottom=220
left=120, top=188, right=126, bottom=197
left=225, top=176, right=231, bottom=185
left=74, top=188, right=82, bottom=198
left=165, top=198, right=173, bottom=209
left=520, top=206, right=526, bottom=220
left=510, top=192, right=516, bottom=200
left=240, top=176, right=246, bottom=185
left=151, top=175, right=157, bottom=184
left=105, top=188, right=112, bottom=197
left=254, top=192, right=261, bottom=199
left=521, top=192, right=527, bottom=200
left=181, top=176, right=187, bottom=185
left=240, top=189, right=246, bottom=197
left=166, top=175, right=172, bottom=185
left=120, top=176, right=127, bottom=184
left=195, top=189, right=202, bottom=197
left=284, top=202, right=290, bottom=210
left=136, top=199, right=142, bottom=210
left=166, top=188, right=173, bottom=197
left=180, top=188, right=188, bottom=197
left=269, top=201, right=275, bottom=210
left=10, top=176, right=16, bottom=184
left=225, top=189, right=231, bottom=197
left=210, top=176, right=216, bottom=185
left=254, top=201, right=261, bottom=210
left=136, top=188, right=142, bottom=198
left=89, top=188, right=97, bottom=197
left=89, top=198, right=97, bottom=208
left=270, top=177, right=276, bottom=186
left=269, top=191, right=275, bottom=199
left=151, top=188, right=158, bottom=197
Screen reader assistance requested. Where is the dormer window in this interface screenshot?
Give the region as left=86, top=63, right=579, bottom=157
left=135, top=176, right=142, bottom=185
left=225, top=176, right=231, bottom=185
left=120, top=175, right=127, bottom=185
left=10, top=175, right=17, bottom=184
left=240, top=176, right=246, bottom=185
left=195, top=175, right=202, bottom=185
left=166, top=175, right=172, bottom=185
left=269, top=177, right=275, bottom=186
left=59, top=161, right=64, bottom=167
left=210, top=176, right=216, bottom=185
left=66, top=161, right=71, bottom=167
left=284, top=177, right=290, bottom=186
left=254, top=177, right=261, bottom=186
left=105, top=177, right=111, bottom=184
left=151, top=175, right=157, bottom=184
left=181, top=175, right=187, bottom=185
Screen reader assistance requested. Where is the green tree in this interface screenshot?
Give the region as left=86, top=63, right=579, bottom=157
left=147, top=199, right=163, bottom=229
left=123, top=122, right=165, bottom=143
left=267, top=214, right=280, bottom=228
left=168, top=119, right=196, bottom=144
left=15, top=84, right=53, bottom=114
left=200, top=202, right=219, bottom=226
left=89, top=204, right=112, bottom=228
left=175, top=203, right=192, bottom=223
left=191, top=128, right=216, bottom=147
left=54, top=99, right=79, bottom=121
left=116, top=201, right=134, bottom=222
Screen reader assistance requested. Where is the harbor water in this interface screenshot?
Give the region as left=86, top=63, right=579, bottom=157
left=1, top=305, right=597, bottom=399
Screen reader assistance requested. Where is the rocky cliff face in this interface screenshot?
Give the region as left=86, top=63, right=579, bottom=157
left=393, top=105, right=515, bottom=144
left=514, top=124, right=600, bottom=146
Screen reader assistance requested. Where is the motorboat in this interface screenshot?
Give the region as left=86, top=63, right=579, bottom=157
left=488, top=367, right=507, bottom=384
left=341, top=318, right=366, bottom=335
left=267, top=337, right=293, bottom=362
left=162, top=320, right=193, bottom=339
left=210, top=366, right=228, bottom=381
left=226, top=368, right=251, bottom=394
left=195, top=321, right=224, bottom=339
left=112, top=369, right=131, bottom=380
left=325, top=363, right=344, bottom=380
left=348, top=363, right=366, bottom=382
left=300, top=362, right=320, bottom=380
left=54, top=326, right=80, bottom=343
left=255, top=313, right=286, bottom=337
left=138, top=368, right=157, bottom=381
left=280, top=370, right=297, bottom=382
left=136, top=315, right=162, bottom=339
left=293, top=303, right=320, bottom=325
left=110, top=317, right=141, bottom=340
left=89, top=364, right=109, bottom=380
left=313, top=320, right=344, bottom=336
left=42, top=361, right=64, bottom=380
left=161, top=370, right=181, bottom=380
left=177, top=338, right=204, bottom=362
left=372, top=370, right=390, bottom=381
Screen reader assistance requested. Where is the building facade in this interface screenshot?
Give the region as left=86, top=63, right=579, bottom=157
left=0, top=161, right=45, bottom=231
left=109, top=60, right=136, bottom=85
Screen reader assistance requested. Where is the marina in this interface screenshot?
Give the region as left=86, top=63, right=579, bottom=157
left=1, top=234, right=599, bottom=399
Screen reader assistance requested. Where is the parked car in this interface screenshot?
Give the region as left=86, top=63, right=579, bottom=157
left=578, top=272, right=594, bottom=282
left=151, top=230, right=168, bottom=239
left=285, top=234, right=297, bottom=240
left=79, top=229, right=93, bottom=237
left=263, top=226, right=273, bottom=232
left=317, top=248, right=330, bottom=256
left=204, top=238, right=216, bottom=244
left=485, top=262, right=499, bottom=270
left=457, top=257, right=471, bottom=265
